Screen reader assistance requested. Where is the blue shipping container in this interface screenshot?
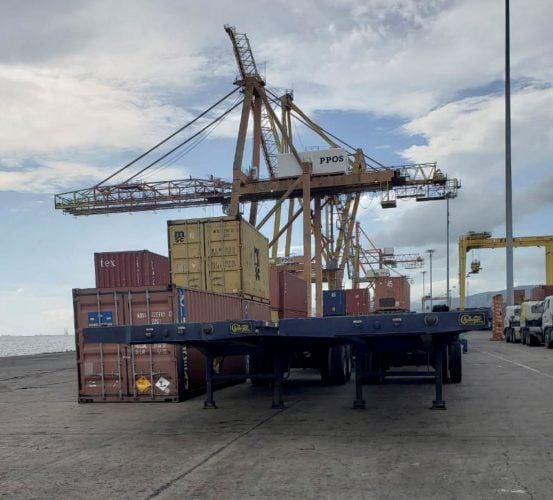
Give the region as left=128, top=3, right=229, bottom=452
left=323, top=289, right=346, bottom=316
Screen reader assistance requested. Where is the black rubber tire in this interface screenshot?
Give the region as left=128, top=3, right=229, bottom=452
left=449, top=342, right=462, bottom=384
left=527, top=334, right=537, bottom=347
left=546, top=330, right=553, bottom=349
left=344, top=345, right=352, bottom=382
left=505, top=329, right=511, bottom=343
left=321, top=345, right=349, bottom=385
left=521, top=331, right=526, bottom=345
left=249, top=351, right=273, bottom=387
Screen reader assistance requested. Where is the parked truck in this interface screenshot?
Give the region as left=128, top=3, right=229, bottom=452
left=542, top=296, right=553, bottom=348
left=504, top=305, right=521, bottom=343
left=520, top=300, right=545, bottom=346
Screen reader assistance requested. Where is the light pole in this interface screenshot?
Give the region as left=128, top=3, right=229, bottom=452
left=421, top=270, right=427, bottom=311
left=427, top=249, right=436, bottom=311
left=445, top=192, right=456, bottom=308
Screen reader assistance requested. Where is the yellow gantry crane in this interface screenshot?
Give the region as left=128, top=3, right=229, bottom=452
left=55, top=26, right=460, bottom=316
left=458, top=231, right=553, bottom=309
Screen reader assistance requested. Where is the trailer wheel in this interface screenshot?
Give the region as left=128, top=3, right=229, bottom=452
left=448, top=342, right=462, bottom=384
left=505, top=329, right=511, bottom=343
left=521, top=330, right=526, bottom=345
left=344, top=346, right=352, bottom=382
left=546, top=330, right=553, bottom=349
left=320, top=345, right=349, bottom=385
left=527, top=332, right=537, bottom=347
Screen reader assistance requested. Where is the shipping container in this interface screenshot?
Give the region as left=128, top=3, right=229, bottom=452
left=74, top=285, right=245, bottom=402
left=168, top=216, right=270, bottom=302
left=269, top=265, right=280, bottom=309
left=323, top=289, right=347, bottom=316
left=243, top=300, right=271, bottom=320
left=275, top=148, right=348, bottom=178
left=492, top=294, right=504, bottom=340
left=94, top=250, right=170, bottom=288
left=345, top=288, right=370, bottom=315
left=279, top=272, right=308, bottom=318
left=530, top=285, right=553, bottom=301
left=373, top=276, right=410, bottom=311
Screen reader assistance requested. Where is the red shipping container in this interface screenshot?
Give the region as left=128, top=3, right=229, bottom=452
left=279, top=272, right=308, bottom=317
left=345, top=288, right=370, bottom=315
left=374, top=276, right=410, bottom=312
left=94, top=250, right=170, bottom=288
left=514, top=289, right=525, bottom=304
left=74, top=285, right=246, bottom=402
left=530, top=286, right=553, bottom=301
left=243, top=300, right=271, bottom=320
left=269, top=265, right=280, bottom=309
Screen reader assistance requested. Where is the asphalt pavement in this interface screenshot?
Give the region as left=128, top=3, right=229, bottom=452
left=1, top=330, right=553, bottom=499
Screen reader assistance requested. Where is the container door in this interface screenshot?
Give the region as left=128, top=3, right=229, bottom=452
left=125, top=288, right=181, bottom=401
left=74, top=289, right=128, bottom=401
left=168, top=221, right=205, bottom=289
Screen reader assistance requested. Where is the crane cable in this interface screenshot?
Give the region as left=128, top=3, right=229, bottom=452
left=123, top=97, right=244, bottom=184
left=95, top=86, right=241, bottom=187
left=141, top=93, right=243, bottom=181
left=265, top=88, right=387, bottom=171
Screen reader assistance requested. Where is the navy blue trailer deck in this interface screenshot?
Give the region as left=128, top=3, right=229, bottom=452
left=84, top=309, right=490, bottom=410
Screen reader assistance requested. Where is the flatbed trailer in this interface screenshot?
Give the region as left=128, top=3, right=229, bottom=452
left=84, top=309, right=490, bottom=410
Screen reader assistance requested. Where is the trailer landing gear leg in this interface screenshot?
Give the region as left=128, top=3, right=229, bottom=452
left=431, top=346, right=446, bottom=410
left=353, top=349, right=366, bottom=409
left=204, top=353, right=217, bottom=409
left=272, top=351, right=285, bottom=410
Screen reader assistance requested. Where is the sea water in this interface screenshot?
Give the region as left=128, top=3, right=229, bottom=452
left=0, top=335, right=75, bottom=358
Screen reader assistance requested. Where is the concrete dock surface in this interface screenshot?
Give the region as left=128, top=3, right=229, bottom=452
left=1, top=330, right=553, bottom=499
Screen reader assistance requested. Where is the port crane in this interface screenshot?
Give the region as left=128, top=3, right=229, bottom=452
left=458, top=231, right=553, bottom=309
left=348, top=222, right=424, bottom=289
left=55, top=26, right=459, bottom=316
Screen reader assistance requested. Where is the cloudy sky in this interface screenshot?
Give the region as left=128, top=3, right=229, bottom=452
left=1, top=0, right=552, bottom=334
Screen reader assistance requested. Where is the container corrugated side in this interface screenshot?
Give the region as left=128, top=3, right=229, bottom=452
left=168, top=220, right=205, bottom=290
left=243, top=300, right=271, bottom=320
left=345, top=288, right=370, bottom=315
left=204, top=217, right=270, bottom=302
left=94, top=250, right=169, bottom=288
left=279, top=272, right=308, bottom=317
left=269, top=266, right=280, bottom=309
left=373, top=277, right=410, bottom=311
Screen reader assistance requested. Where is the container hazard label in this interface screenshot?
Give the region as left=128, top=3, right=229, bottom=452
left=135, top=376, right=152, bottom=393
left=155, top=376, right=171, bottom=394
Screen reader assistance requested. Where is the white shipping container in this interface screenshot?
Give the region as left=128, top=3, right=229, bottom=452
left=275, top=153, right=303, bottom=178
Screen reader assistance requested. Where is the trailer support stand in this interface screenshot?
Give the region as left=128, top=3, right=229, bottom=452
left=204, top=353, right=217, bottom=409
left=272, top=350, right=285, bottom=409
left=353, top=347, right=366, bottom=409
left=431, top=346, right=446, bottom=410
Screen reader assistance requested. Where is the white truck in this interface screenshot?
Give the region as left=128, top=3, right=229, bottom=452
left=520, top=300, right=545, bottom=346
left=504, top=305, right=521, bottom=343
left=542, top=296, right=553, bottom=348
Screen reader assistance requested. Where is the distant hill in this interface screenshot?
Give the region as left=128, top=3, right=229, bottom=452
left=432, top=285, right=536, bottom=310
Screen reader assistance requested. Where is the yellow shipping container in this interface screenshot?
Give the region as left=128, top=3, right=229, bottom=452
left=168, top=216, right=270, bottom=302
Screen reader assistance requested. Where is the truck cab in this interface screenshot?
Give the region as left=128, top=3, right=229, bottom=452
left=542, top=296, right=553, bottom=348
left=520, top=300, right=544, bottom=346
left=504, top=305, right=521, bottom=343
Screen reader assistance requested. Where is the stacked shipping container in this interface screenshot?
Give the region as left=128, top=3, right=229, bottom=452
left=168, top=216, right=270, bottom=302
left=373, top=277, right=410, bottom=311
left=94, top=250, right=170, bottom=288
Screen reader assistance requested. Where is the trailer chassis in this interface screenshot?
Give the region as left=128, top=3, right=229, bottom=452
left=84, top=310, right=489, bottom=410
